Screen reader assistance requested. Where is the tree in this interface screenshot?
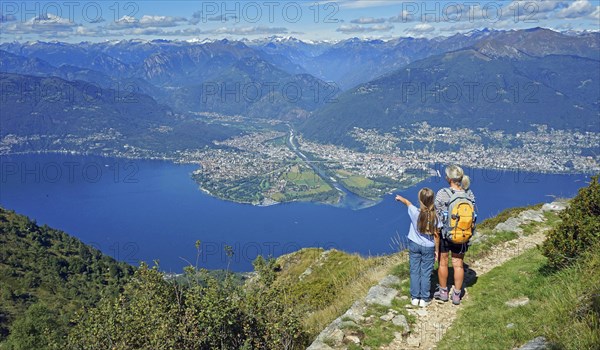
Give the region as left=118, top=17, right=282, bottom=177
left=5, top=303, right=63, bottom=350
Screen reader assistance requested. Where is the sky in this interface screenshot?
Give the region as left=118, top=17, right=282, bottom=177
left=0, top=0, right=599, bottom=43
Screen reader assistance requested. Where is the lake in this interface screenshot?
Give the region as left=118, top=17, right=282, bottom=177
left=0, top=153, right=592, bottom=272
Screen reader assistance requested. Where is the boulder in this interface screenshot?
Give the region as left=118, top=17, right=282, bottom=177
left=328, top=329, right=344, bottom=344
left=342, top=301, right=367, bottom=322
left=494, top=217, right=524, bottom=234
left=392, top=314, right=410, bottom=332
left=380, top=313, right=395, bottom=322
left=518, top=210, right=545, bottom=223
left=365, top=285, right=399, bottom=306
left=541, top=202, right=567, bottom=212
left=345, top=335, right=361, bottom=344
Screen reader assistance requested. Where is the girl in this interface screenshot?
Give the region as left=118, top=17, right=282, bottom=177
left=395, top=188, right=438, bottom=307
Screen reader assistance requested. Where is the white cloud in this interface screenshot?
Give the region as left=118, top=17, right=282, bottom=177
left=403, top=23, right=436, bottom=37
left=336, top=24, right=394, bottom=33
left=389, top=10, right=416, bottom=23
left=109, top=15, right=187, bottom=29
left=1, top=13, right=78, bottom=34
left=212, top=26, right=288, bottom=35
left=556, top=0, right=596, bottom=18
left=589, top=6, right=600, bottom=19
left=350, top=17, right=386, bottom=24
left=407, top=23, right=435, bottom=33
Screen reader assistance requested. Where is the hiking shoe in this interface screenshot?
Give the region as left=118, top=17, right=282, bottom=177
left=434, top=287, right=448, bottom=302
left=419, top=299, right=430, bottom=308
left=452, top=289, right=461, bottom=305
left=411, top=298, right=420, bottom=306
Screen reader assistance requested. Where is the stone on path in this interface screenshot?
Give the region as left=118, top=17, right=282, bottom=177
left=392, top=314, right=410, bottom=332
left=380, top=313, right=394, bottom=322
left=366, top=285, right=399, bottom=306
left=414, top=309, right=428, bottom=317
left=406, top=336, right=421, bottom=347
left=345, top=335, right=361, bottom=344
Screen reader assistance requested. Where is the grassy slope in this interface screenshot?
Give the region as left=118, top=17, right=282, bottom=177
left=275, top=248, right=407, bottom=337
left=438, top=247, right=600, bottom=350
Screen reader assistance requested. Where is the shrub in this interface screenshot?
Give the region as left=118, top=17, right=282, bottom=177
left=68, top=253, right=309, bottom=349
left=542, top=176, right=600, bottom=269
left=4, top=303, right=63, bottom=350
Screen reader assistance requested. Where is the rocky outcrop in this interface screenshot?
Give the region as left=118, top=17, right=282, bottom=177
left=307, top=275, right=406, bottom=349
left=493, top=201, right=567, bottom=234
left=365, top=285, right=399, bottom=306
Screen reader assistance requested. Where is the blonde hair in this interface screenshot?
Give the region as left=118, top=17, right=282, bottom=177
left=417, top=188, right=437, bottom=235
left=445, top=165, right=470, bottom=190
left=461, top=175, right=471, bottom=191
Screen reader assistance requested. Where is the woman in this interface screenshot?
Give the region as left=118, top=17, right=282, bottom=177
left=433, top=165, right=474, bottom=305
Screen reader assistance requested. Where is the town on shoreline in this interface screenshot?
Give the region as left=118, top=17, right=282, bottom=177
left=1, top=115, right=598, bottom=206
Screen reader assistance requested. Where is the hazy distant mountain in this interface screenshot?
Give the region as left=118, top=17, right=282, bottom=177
left=0, top=72, right=173, bottom=137
left=251, top=29, right=600, bottom=90
left=0, top=41, right=132, bottom=78
left=0, top=50, right=166, bottom=103
left=474, top=27, right=600, bottom=60
left=0, top=72, right=241, bottom=153
left=171, top=54, right=338, bottom=120
left=300, top=48, right=600, bottom=145
left=0, top=50, right=57, bottom=75
left=137, top=39, right=305, bottom=85
left=2, top=28, right=598, bottom=143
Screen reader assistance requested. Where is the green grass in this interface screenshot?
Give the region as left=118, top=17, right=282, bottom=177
left=362, top=319, right=402, bottom=347
left=275, top=249, right=406, bottom=337
left=274, top=165, right=338, bottom=202
left=438, top=246, right=600, bottom=350
left=342, top=175, right=375, bottom=189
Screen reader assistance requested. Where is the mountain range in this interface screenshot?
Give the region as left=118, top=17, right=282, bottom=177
left=1, top=27, right=599, bottom=150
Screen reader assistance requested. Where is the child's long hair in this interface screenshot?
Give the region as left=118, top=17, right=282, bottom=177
left=417, top=188, right=437, bottom=235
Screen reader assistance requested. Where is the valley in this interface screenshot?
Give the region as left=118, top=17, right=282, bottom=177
left=1, top=28, right=599, bottom=206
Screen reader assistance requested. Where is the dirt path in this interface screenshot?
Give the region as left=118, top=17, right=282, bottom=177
left=385, top=232, right=547, bottom=350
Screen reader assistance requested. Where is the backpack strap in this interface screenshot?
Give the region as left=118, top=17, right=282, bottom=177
left=442, top=188, right=453, bottom=207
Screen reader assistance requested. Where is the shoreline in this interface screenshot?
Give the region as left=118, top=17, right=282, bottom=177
left=2, top=150, right=596, bottom=209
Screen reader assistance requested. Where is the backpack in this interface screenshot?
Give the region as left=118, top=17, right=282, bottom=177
left=442, top=189, right=476, bottom=244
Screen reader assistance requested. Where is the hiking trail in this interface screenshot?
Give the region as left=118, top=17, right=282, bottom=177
left=307, top=202, right=566, bottom=350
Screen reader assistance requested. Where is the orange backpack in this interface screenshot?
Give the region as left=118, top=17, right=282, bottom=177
left=442, top=189, right=476, bottom=244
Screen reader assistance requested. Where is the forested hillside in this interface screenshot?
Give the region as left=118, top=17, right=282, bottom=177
left=0, top=208, right=133, bottom=348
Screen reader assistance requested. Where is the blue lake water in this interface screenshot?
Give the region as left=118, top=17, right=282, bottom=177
left=0, top=153, right=592, bottom=272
